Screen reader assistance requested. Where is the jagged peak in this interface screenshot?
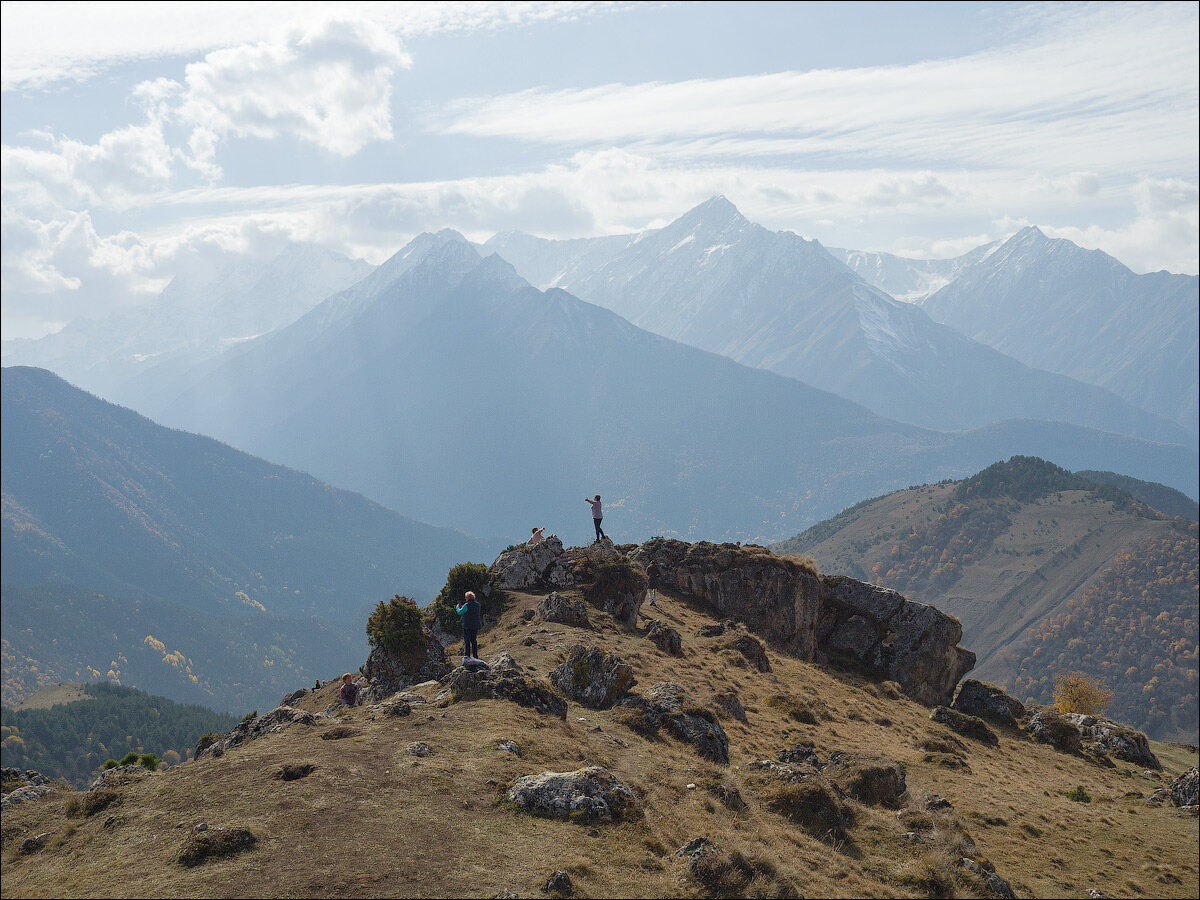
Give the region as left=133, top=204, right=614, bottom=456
left=672, top=195, right=749, bottom=230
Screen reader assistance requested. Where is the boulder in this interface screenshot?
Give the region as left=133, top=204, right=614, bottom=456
left=632, top=539, right=820, bottom=659
left=490, top=536, right=571, bottom=590
left=642, top=682, right=730, bottom=764
left=712, top=690, right=748, bottom=723
left=725, top=633, right=771, bottom=672
left=697, top=623, right=726, bottom=637
left=1026, top=710, right=1082, bottom=753
left=959, top=858, right=1017, bottom=900
left=549, top=645, right=635, bottom=709
left=196, top=706, right=324, bottom=759
left=488, top=652, right=523, bottom=675
left=535, top=592, right=590, bottom=627
left=562, top=544, right=647, bottom=626
left=544, top=871, right=573, bottom=896
left=443, top=666, right=568, bottom=719
left=507, top=766, right=639, bottom=823
left=279, top=688, right=308, bottom=707
left=823, top=752, right=906, bottom=807
left=1170, top=768, right=1199, bottom=807
left=1, top=784, right=54, bottom=809
left=362, top=630, right=451, bottom=701
left=177, top=827, right=257, bottom=867
left=817, top=576, right=975, bottom=706
left=1062, top=715, right=1161, bottom=770
left=930, top=706, right=999, bottom=747
left=952, top=680, right=1025, bottom=727
left=646, top=620, right=683, bottom=656
left=777, top=743, right=822, bottom=768
left=86, top=764, right=161, bottom=791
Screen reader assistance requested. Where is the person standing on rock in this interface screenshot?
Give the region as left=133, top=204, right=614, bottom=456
left=586, top=494, right=606, bottom=543
left=456, top=590, right=482, bottom=660
left=529, top=526, right=547, bottom=546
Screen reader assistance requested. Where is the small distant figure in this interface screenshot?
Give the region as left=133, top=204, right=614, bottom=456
left=529, top=526, right=547, bottom=546
left=314, top=679, right=321, bottom=691
left=586, top=494, right=606, bottom=543
left=647, top=587, right=659, bottom=608
left=339, top=673, right=360, bottom=708
left=456, top=590, right=482, bottom=660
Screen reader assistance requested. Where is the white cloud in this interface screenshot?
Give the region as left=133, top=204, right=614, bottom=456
left=1, top=1, right=623, bottom=90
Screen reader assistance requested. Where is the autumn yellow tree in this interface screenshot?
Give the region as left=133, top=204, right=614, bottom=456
left=1053, top=671, right=1114, bottom=716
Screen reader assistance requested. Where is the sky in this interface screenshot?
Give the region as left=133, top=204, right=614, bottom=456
left=1, top=0, right=1197, bottom=339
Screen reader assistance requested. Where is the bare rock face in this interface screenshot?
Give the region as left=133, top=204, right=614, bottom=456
left=646, top=619, right=683, bottom=655
left=443, top=666, right=567, bottom=719
left=362, top=629, right=451, bottom=701
left=535, top=592, right=590, bottom=627
left=930, top=706, right=999, bottom=747
left=490, top=536, right=570, bottom=590
left=1170, top=768, right=1199, bottom=807
left=632, top=539, right=821, bottom=659
left=1026, top=709, right=1082, bottom=753
left=1061, top=714, right=1161, bottom=770
left=196, top=706, right=324, bottom=758
left=817, top=576, right=975, bottom=706
left=640, top=682, right=730, bottom=764
left=507, top=766, right=639, bottom=823
left=952, top=680, right=1025, bottom=727
left=561, top=544, right=647, bottom=626
left=549, top=644, right=635, bottom=709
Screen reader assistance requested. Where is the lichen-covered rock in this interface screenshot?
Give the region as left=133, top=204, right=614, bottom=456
left=777, top=743, right=822, bottom=768
left=818, top=576, right=975, bottom=706
left=952, top=680, right=1025, bottom=727
left=443, top=666, right=567, bottom=719
left=279, top=688, right=308, bottom=706
left=726, top=633, right=771, bottom=672
left=646, top=619, right=683, bottom=656
left=549, top=645, right=635, bottom=709
left=362, top=630, right=451, bottom=701
left=488, top=652, right=523, bottom=675
left=196, top=706, right=324, bottom=759
left=561, top=544, right=647, bottom=626
left=632, top=538, right=820, bottom=659
left=1170, top=768, right=1199, bottom=807
left=1, top=784, right=54, bottom=809
left=535, top=592, right=590, bottom=627
left=642, top=682, right=729, bottom=764
left=959, top=858, right=1017, bottom=899
left=1062, top=715, right=1161, bottom=770
left=930, top=706, right=999, bottom=747
left=823, top=752, right=906, bottom=807
left=1, top=768, right=54, bottom=809
left=507, top=766, right=639, bottom=823
left=86, top=764, right=161, bottom=791
left=490, top=536, right=571, bottom=590
left=1026, top=709, right=1082, bottom=753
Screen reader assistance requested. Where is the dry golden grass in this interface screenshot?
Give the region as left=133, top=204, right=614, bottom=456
left=2, top=584, right=1197, bottom=898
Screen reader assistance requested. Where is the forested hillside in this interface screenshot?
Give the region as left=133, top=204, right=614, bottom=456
left=1, top=682, right=238, bottom=787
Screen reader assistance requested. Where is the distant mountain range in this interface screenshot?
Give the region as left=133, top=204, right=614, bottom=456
left=485, top=198, right=1190, bottom=444
left=829, top=241, right=997, bottom=303
left=118, top=230, right=1196, bottom=545
left=773, top=456, right=1198, bottom=741
left=2, top=366, right=498, bottom=711
left=1, top=244, right=373, bottom=402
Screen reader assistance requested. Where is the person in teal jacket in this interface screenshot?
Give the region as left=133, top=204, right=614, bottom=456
left=456, top=590, right=482, bottom=659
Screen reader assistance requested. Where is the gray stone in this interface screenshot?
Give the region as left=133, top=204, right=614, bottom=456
left=959, top=858, right=1016, bottom=899
left=507, top=766, right=639, bottom=823
left=86, top=763, right=161, bottom=791
left=817, top=576, right=975, bottom=706
left=924, top=794, right=954, bottom=811
left=930, top=706, right=999, bottom=747
left=777, top=743, right=822, bottom=768
left=549, top=644, right=635, bottom=709
left=497, top=740, right=522, bottom=757
left=279, top=688, right=308, bottom=706
left=195, top=706, right=325, bottom=759
left=19, top=832, right=54, bottom=854
left=543, top=870, right=573, bottom=896
left=697, top=623, right=725, bottom=637
left=535, top=592, right=590, bottom=627
left=1063, top=715, right=1161, bottom=770
left=712, top=690, right=747, bottom=723
left=646, top=619, right=683, bottom=656
left=444, top=667, right=567, bottom=719
left=726, top=633, right=771, bottom=672
left=489, top=652, right=524, bottom=675
left=952, top=680, right=1025, bottom=727
left=1170, top=767, right=1198, bottom=807
left=362, top=630, right=451, bottom=701
left=490, top=537, right=571, bottom=590
left=408, top=742, right=432, bottom=757
left=824, top=752, right=906, bottom=807
left=1026, top=709, right=1082, bottom=753
left=642, top=682, right=729, bottom=764
left=0, top=783, right=53, bottom=809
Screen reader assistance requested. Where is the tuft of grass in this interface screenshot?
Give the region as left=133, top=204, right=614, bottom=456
left=759, top=779, right=851, bottom=843
left=64, top=790, right=120, bottom=818
left=766, top=694, right=818, bottom=725
left=177, top=828, right=258, bottom=868
left=1066, top=785, right=1092, bottom=803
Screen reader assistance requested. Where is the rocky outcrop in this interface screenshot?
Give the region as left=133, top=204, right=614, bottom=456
left=1026, top=710, right=1082, bottom=753
left=196, top=706, right=325, bottom=758
left=1170, top=768, right=1198, bottom=807
left=1062, top=715, right=1161, bottom=770
left=631, top=539, right=821, bottom=659
left=1, top=769, right=54, bottom=809
left=86, top=764, right=162, bottom=791
left=817, top=576, right=975, bottom=706
left=725, top=633, right=771, bottom=672
left=823, top=752, right=907, bottom=807
left=712, top=690, right=747, bottom=723
left=959, top=858, right=1017, bottom=899
left=563, top=544, right=647, bottom=626
left=549, top=645, right=635, bottom=709
left=490, top=536, right=570, bottom=590
left=443, top=666, right=567, bottom=719
left=952, top=680, right=1025, bottom=727
left=646, top=619, right=683, bottom=655
left=619, top=682, right=730, bottom=764
left=507, top=766, right=639, bottom=823
left=535, top=592, right=590, bottom=627
left=362, top=630, right=451, bottom=700
left=930, top=706, right=999, bottom=747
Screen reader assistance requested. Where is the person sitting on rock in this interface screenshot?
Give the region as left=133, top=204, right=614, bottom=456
left=456, top=590, right=482, bottom=660
left=339, top=673, right=360, bottom=708
left=585, top=494, right=606, bottom=543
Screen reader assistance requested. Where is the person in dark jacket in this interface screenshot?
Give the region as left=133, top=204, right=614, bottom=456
left=456, top=590, right=482, bottom=659
left=339, top=673, right=360, bottom=708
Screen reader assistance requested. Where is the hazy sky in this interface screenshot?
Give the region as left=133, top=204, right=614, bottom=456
left=2, top=0, right=1197, bottom=338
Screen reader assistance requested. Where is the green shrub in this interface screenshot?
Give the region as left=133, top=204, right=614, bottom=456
left=102, top=758, right=119, bottom=770
left=1066, top=785, right=1091, bottom=803
left=366, top=595, right=424, bottom=653
left=429, top=563, right=491, bottom=633
left=138, top=753, right=161, bottom=771
left=118, top=751, right=140, bottom=766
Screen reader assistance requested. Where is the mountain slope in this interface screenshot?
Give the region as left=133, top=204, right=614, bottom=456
left=921, top=226, right=1199, bottom=432
left=486, top=198, right=1189, bottom=444
left=774, top=457, right=1198, bottom=739
left=828, top=241, right=998, bottom=303
left=0, top=244, right=373, bottom=403
left=133, top=233, right=1198, bottom=546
